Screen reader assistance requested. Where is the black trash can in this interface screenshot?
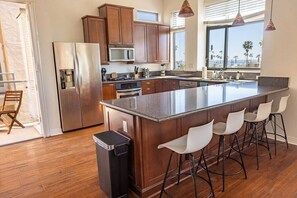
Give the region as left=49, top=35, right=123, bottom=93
left=93, top=130, right=130, bottom=198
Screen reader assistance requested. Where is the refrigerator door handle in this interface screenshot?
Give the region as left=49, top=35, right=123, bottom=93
left=74, top=55, right=80, bottom=95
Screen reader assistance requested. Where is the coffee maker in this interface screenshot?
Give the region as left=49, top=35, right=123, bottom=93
left=101, top=67, right=107, bottom=81
left=142, top=68, right=150, bottom=78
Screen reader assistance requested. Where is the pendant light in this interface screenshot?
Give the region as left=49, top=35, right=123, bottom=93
left=265, top=0, right=276, bottom=31
left=232, top=0, right=245, bottom=26
left=178, top=0, right=194, bottom=17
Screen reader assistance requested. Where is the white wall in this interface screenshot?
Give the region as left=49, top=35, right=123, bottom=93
left=261, top=0, right=297, bottom=144
left=33, top=0, right=164, bottom=135
left=163, top=0, right=205, bottom=71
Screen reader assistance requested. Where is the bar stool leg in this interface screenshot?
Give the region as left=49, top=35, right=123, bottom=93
left=160, top=152, right=173, bottom=198
left=248, top=123, right=256, bottom=147
left=235, top=133, right=247, bottom=179
left=242, top=122, right=249, bottom=150
left=217, top=136, right=222, bottom=165
left=273, top=114, right=277, bottom=155
left=263, top=125, right=272, bottom=159
left=222, top=136, right=225, bottom=192
left=201, top=149, right=215, bottom=197
left=190, top=154, right=198, bottom=198
left=177, top=154, right=182, bottom=185
left=280, top=114, right=289, bottom=149
left=228, top=136, right=235, bottom=158
left=255, top=124, right=260, bottom=170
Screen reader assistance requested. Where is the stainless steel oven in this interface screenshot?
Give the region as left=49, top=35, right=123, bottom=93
left=116, top=81, right=142, bottom=99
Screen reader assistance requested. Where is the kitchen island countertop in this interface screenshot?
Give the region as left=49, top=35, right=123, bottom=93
left=101, top=81, right=288, bottom=122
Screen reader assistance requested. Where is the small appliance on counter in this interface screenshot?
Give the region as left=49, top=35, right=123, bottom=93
left=160, top=64, right=165, bottom=77
left=143, top=68, right=150, bottom=78
left=101, top=67, right=107, bottom=81
left=202, top=66, right=208, bottom=79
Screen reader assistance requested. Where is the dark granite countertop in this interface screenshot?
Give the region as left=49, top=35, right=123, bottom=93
left=101, top=81, right=288, bottom=122
left=102, top=76, right=255, bottom=84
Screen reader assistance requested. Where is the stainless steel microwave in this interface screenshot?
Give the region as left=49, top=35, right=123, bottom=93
left=109, top=47, right=135, bottom=62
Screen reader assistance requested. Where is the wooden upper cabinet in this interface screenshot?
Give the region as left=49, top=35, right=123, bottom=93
left=104, top=6, right=121, bottom=45
left=99, top=4, right=134, bottom=45
left=146, top=24, right=158, bottom=63
left=120, top=7, right=134, bottom=45
left=82, top=16, right=108, bottom=65
left=133, top=22, right=147, bottom=63
left=133, top=22, right=170, bottom=64
left=158, top=25, right=170, bottom=63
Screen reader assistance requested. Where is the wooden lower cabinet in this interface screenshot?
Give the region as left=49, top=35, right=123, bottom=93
left=102, top=83, right=116, bottom=100
left=162, top=79, right=179, bottom=92
left=143, top=79, right=180, bottom=95
left=104, top=95, right=266, bottom=197
left=155, top=79, right=163, bottom=93
left=142, top=80, right=156, bottom=95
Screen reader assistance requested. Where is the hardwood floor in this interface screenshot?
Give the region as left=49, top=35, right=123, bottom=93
left=0, top=125, right=296, bottom=197
left=0, top=125, right=108, bottom=198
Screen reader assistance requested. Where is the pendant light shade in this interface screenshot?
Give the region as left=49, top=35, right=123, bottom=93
left=178, top=0, right=194, bottom=17
left=232, top=0, right=245, bottom=26
left=265, top=0, right=276, bottom=31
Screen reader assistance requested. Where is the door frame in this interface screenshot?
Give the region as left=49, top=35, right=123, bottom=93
left=27, top=2, right=49, bottom=137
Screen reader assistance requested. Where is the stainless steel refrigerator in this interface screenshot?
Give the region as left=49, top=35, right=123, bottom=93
left=53, top=42, right=103, bottom=132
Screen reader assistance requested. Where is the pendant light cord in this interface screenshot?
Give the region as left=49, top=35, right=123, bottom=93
left=270, top=0, right=274, bottom=20
left=238, top=0, right=241, bottom=13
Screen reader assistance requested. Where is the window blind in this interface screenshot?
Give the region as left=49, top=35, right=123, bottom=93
left=171, top=11, right=185, bottom=29
left=205, top=0, right=265, bottom=21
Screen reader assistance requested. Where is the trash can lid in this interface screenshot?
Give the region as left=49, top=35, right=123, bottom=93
left=93, top=131, right=130, bottom=151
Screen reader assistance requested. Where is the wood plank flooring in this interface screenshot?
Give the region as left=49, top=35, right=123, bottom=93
left=0, top=125, right=297, bottom=197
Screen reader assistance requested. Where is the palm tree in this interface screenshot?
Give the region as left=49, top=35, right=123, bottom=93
left=243, top=41, right=253, bottom=66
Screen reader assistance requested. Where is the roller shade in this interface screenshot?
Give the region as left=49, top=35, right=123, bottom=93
left=205, top=0, right=265, bottom=21
left=171, top=11, right=185, bottom=29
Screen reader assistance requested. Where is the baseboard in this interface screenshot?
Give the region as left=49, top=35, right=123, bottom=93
left=46, top=128, right=63, bottom=137
left=288, top=136, right=297, bottom=146
left=266, top=130, right=297, bottom=146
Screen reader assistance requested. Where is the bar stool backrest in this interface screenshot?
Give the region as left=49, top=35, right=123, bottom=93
left=225, top=108, right=246, bottom=135
left=275, top=95, right=290, bottom=114
left=185, top=120, right=214, bottom=153
left=255, top=100, right=273, bottom=122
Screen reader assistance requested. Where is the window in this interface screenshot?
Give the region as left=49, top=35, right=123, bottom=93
left=206, top=21, right=264, bottom=69
left=136, top=10, right=159, bottom=22
left=171, top=11, right=185, bottom=69
left=173, top=31, right=185, bottom=69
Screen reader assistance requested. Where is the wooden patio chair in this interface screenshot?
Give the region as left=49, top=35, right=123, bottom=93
left=0, top=90, right=24, bottom=134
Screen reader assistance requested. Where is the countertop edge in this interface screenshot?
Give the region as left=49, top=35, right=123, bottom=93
left=101, top=86, right=289, bottom=122
left=102, top=76, right=255, bottom=84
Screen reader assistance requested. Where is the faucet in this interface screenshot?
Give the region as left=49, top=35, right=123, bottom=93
left=219, top=69, right=225, bottom=79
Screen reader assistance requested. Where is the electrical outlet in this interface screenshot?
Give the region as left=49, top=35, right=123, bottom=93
left=123, top=121, right=128, bottom=132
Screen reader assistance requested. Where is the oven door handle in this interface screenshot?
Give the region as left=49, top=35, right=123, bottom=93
left=116, top=88, right=142, bottom=93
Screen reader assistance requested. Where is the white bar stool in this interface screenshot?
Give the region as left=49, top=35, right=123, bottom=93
left=158, top=120, right=215, bottom=198
left=242, top=100, right=273, bottom=170
left=212, top=109, right=247, bottom=192
left=267, top=95, right=290, bottom=155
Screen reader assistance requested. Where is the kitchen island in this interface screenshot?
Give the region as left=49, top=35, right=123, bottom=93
left=101, top=77, right=288, bottom=197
